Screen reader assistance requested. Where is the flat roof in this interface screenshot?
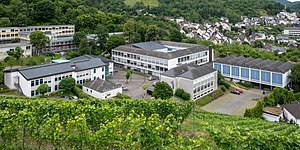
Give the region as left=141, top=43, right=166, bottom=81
left=0, top=42, right=31, bottom=48
left=51, top=37, right=73, bottom=43
left=162, top=63, right=216, bottom=80
left=214, top=56, right=293, bottom=73
left=113, top=41, right=210, bottom=59
left=5, top=55, right=106, bottom=80
left=83, top=79, right=121, bottom=93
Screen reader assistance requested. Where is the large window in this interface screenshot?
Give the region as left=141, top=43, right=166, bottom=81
left=214, top=63, right=221, bottom=72
left=31, top=81, right=34, bottom=87
left=261, top=71, right=271, bottom=83
left=251, top=70, right=260, bottom=81
left=272, top=73, right=282, bottom=85
left=222, top=65, right=230, bottom=75
left=232, top=67, right=239, bottom=76
left=241, top=68, right=249, bottom=78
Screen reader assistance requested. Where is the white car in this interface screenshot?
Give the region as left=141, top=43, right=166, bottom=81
left=69, top=96, right=78, bottom=100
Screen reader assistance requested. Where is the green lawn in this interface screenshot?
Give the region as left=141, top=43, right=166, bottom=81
left=125, top=0, right=159, bottom=7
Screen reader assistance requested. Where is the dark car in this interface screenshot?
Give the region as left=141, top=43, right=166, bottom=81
left=230, top=90, right=240, bottom=95
left=61, top=95, right=69, bottom=99
left=122, top=87, right=129, bottom=91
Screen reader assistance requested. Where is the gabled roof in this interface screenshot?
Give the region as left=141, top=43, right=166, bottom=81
left=214, top=56, right=293, bottom=73
left=282, top=101, right=300, bottom=119
left=263, top=107, right=283, bottom=116
left=83, top=79, right=121, bottom=93
left=162, top=63, right=216, bottom=80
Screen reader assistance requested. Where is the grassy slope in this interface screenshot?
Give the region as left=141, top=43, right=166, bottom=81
left=124, top=0, right=159, bottom=7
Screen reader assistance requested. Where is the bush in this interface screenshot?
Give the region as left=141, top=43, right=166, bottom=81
left=181, top=92, right=191, bottom=101
left=220, top=79, right=231, bottom=89
left=210, top=88, right=224, bottom=100
left=115, top=93, right=131, bottom=99
left=175, top=88, right=185, bottom=97
left=195, top=95, right=212, bottom=106
left=73, top=86, right=90, bottom=99
left=237, top=81, right=252, bottom=88
left=220, top=85, right=227, bottom=92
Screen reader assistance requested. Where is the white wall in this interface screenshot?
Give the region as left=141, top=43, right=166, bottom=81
left=283, top=108, right=300, bottom=126
left=262, top=113, right=282, bottom=122
left=178, top=78, right=193, bottom=97
left=19, top=74, right=31, bottom=97
left=83, top=86, right=122, bottom=99
left=0, top=43, right=32, bottom=60
left=160, top=75, right=178, bottom=92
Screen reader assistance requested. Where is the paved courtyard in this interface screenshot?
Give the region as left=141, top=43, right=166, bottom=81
left=201, top=89, right=266, bottom=116
left=109, top=69, right=157, bottom=98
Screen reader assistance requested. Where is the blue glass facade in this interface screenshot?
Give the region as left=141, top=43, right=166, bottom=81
left=272, top=73, right=282, bottom=85
left=251, top=69, right=260, bottom=81
left=241, top=68, right=249, bottom=78
left=261, top=71, right=271, bottom=83
left=223, top=65, right=230, bottom=75
left=232, top=67, right=239, bottom=76
left=214, top=63, right=221, bottom=72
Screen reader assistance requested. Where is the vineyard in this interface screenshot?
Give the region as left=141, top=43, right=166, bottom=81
left=182, top=109, right=300, bottom=149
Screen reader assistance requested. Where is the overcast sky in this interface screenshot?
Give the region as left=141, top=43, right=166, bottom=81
left=288, top=0, right=300, bottom=2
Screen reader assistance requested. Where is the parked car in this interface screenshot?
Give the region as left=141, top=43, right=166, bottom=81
left=148, top=76, right=157, bottom=81
left=61, top=95, right=69, bottom=99
left=69, top=96, right=78, bottom=100
left=235, top=88, right=244, bottom=93
left=122, top=87, right=129, bottom=91
left=230, top=90, right=240, bottom=95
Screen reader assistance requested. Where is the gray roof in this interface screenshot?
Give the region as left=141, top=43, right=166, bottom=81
left=285, top=27, right=300, bottom=30
left=162, top=63, right=216, bottom=80
left=7, top=56, right=106, bottom=80
left=70, top=54, right=113, bottom=63
left=113, top=41, right=210, bottom=59
left=132, top=41, right=167, bottom=50
left=214, top=56, right=293, bottom=73
left=83, top=79, right=121, bottom=93
left=51, top=37, right=73, bottom=43
left=282, top=101, right=300, bottom=119
left=0, top=42, right=31, bottom=48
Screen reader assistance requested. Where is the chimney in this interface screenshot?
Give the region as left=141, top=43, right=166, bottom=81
left=208, top=45, right=214, bottom=62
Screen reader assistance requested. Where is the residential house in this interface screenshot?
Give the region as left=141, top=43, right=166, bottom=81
left=262, top=107, right=283, bottom=122
left=282, top=101, right=300, bottom=125
left=82, top=79, right=122, bottom=99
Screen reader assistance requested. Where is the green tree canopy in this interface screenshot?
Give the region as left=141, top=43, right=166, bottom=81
left=7, top=46, right=23, bottom=60
left=152, top=81, right=173, bottom=100
left=96, top=24, right=109, bottom=51
left=105, top=34, right=126, bottom=52
left=37, top=84, right=50, bottom=95
left=145, top=25, right=160, bottom=41
left=59, top=77, right=76, bottom=92
left=29, top=31, right=50, bottom=55
left=73, top=32, right=87, bottom=46
left=289, top=63, right=300, bottom=92
left=33, top=0, right=56, bottom=22
left=0, top=17, right=11, bottom=27
left=78, top=38, right=92, bottom=55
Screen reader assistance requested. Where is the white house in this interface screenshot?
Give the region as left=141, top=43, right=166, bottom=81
left=161, top=64, right=217, bottom=100
left=284, top=27, right=300, bottom=37
left=0, top=42, right=32, bottom=60
left=4, top=55, right=108, bottom=97
left=282, top=101, right=300, bottom=126
left=82, top=79, right=122, bottom=99
left=262, top=107, right=283, bottom=122
left=112, top=41, right=214, bottom=77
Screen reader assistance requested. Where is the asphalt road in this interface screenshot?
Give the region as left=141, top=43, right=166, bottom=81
left=201, top=89, right=266, bottom=116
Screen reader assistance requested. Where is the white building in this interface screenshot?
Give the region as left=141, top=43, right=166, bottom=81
left=282, top=101, right=300, bottom=126
left=83, top=79, right=122, bottom=99
left=112, top=41, right=213, bottom=77
left=4, top=55, right=108, bottom=97
left=161, top=64, right=217, bottom=100
left=0, top=42, right=32, bottom=60
left=284, top=27, right=300, bottom=37
left=262, top=107, right=283, bottom=122
left=213, top=56, right=293, bottom=89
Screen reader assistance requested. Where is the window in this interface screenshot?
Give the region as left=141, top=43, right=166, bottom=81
left=55, top=85, right=58, bottom=91
left=94, top=69, right=96, bottom=73
left=58, top=77, right=61, bottom=80
left=31, top=81, right=34, bottom=86
left=251, top=70, right=260, bottom=81
left=35, top=90, right=39, bottom=96
left=222, top=65, right=230, bottom=75
left=35, top=80, right=39, bottom=86
left=102, top=75, right=104, bottom=79
left=214, top=64, right=221, bottom=72
left=241, top=68, right=249, bottom=78
left=232, top=67, right=239, bottom=76
left=261, top=71, right=271, bottom=83
left=272, top=73, right=282, bottom=85
left=31, top=91, right=34, bottom=97
left=40, top=79, right=43, bottom=85
left=55, top=78, right=57, bottom=81
left=94, top=77, right=96, bottom=80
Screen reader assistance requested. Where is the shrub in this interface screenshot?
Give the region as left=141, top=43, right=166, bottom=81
left=220, top=85, right=227, bottom=92
left=181, top=92, right=190, bottom=101
left=220, top=79, right=231, bottom=89
left=115, top=93, right=131, bottom=99
left=195, top=95, right=212, bottom=106
left=237, top=81, right=252, bottom=88
left=210, top=88, right=224, bottom=100
left=73, top=86, right=90, bottom=99
left=175, top=88, right=185, bottom=97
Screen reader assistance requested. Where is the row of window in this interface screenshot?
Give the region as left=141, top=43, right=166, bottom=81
left=178, top=52, right=208, bottom=63
left=114, top=58, right=168, bottom=72
left=193, top=81, right=214, bottom=94
left=55, top=75, right=72, bottom=82
left=0, top=34, right=18, bottom=38
left=193, top=89, right=214, bottom=100
left=215, top=64, right=283, bottom=85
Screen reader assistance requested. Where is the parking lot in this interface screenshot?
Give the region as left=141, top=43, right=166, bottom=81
left=201, top=89, right=265, bottom=116
left=109, top=69, right=158, bottom=98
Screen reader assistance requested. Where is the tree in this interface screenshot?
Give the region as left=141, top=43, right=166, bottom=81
left=152, top=81, right=173, bottom=100
left=142, top=82, right=151, bottom=94
left=59, top=77, right=76, bottom=92
left=123, top=19, right=136, bottom=43
left=289, top=64, right=300, bottom=92
left=38, top=84, right=50, bottom=95
left=169, top=28, right=182, bottom=42
left=96, top=24, right=109, bottom=51
left=78, top=38, right=91, bottom=55
left=253, top=40, right=264, bottom=48
left=7, top=46, right=23, bottom=60
left=175, top=88, right=185, bottom=97
left=0, top=17, right=11, bottom=27
left=105, top=34, right=126, bottom=53
left=29, top=31, right=49, bottom=55
left=145, top=25, right=160, bottom=41
left=124, top=69, right=133, bottom=83
left=73, top=32, right=87, bottom=46
left=33, top=0, right=56, bottom=22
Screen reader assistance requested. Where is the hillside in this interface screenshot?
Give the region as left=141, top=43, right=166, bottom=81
left=125, top=0, right=159, bottom=7
left=276, top=0, right=291, bottom=5
left=1, top=97, right=299, bottom=149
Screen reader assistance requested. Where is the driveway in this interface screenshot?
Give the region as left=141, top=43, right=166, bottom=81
left=109, top=69, right=158, bottom=98
left=201, top=89, right=265, bottom=116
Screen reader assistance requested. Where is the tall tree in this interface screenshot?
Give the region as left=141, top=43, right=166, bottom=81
left=29, top=31, right=50, bottom=55
left=124, top=69, right=133, bottom=83
left=78, top=38, right=91, bottom=55
left=0, top=17, right=11, bottom=27
left=145, top=25, right=160, bottom=41
left=38, top=84, right=50, bottom=95
left=105, top=34, right=126, bottom=53
left=96, top=24, right=109, bottom=51
left=7, top=46, right=24, bottom=60
left=289, top=63, right=300, bottom=92
left=169, top=28, right=182, bottom=42
left=73, top=32, right=87, bottom=46
left=123, top=19, right=135, bottom=43
left=59, top=77, right=76, bottom=92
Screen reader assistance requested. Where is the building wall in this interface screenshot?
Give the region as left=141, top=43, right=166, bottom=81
left=19, top=74, right=31, bottom=97
left=160, top=75, right=179, bottom=92
left=0, top=43, right=32, bottom=60
left=83, top=86, right=122, bottom=99
left=283, top=108, right=300, bottom=126
left=262, top=113, right=282, bottom=122
left=191, top=71, right=217, bottom=100
left=284, top=29, right=300, bottom=37
left=213, top=62, right=289, bottom=88
left=4, top=71, right=19, bottom=89
left=0, top=27, right=19, bottom=42
left=178, top=78, right=193, bottom=97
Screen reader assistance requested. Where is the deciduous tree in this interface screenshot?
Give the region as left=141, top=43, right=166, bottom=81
left=59, top=77, right=76, bottom=92
left=38, top=84, right=50, bottom=95
left=152, top=81, right=173, bottom=100
left=29, top=31, right=50, bottom=55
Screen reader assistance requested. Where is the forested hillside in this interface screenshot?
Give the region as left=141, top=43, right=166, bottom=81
left=0, top=0, right=284, bottom=28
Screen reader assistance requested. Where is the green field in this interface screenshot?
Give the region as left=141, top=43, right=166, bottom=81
left=125, top=0, right=159, bottom=7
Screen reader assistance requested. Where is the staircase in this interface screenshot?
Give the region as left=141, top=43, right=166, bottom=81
left=14, top=83, right=24, bottom=96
